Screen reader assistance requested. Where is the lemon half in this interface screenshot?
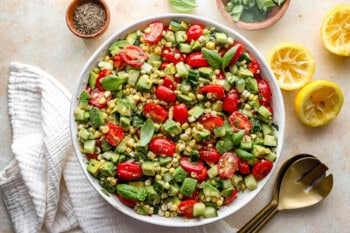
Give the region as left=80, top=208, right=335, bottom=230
left=321, top=5, right=350, bottom=56
left=295, top=80, right=344, bottom=127
left=266, top=42, right=315, bottom=90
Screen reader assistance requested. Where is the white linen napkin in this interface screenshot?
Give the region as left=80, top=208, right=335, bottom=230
left=0, top=62, right=238, bottom=233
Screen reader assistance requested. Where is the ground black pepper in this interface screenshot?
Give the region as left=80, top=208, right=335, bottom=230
left=73, top=1, right=106, bottom=35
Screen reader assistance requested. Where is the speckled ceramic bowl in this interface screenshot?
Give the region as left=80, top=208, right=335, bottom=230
left=70, top=14, right=285, bottom=227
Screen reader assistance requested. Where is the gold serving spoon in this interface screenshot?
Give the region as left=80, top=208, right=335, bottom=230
left=238, top=154, right=333, bottom=233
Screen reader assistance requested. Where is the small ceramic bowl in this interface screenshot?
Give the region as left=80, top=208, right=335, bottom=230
left=65, top=0, right=110, bottom=38
left=216, top=0, right=290, bottom=30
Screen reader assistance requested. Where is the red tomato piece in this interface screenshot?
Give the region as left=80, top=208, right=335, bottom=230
left=252, top=160, right=273, bottom=180
left=223, top=89, right=239, bottom=113
left=149, top=137, right=176, bottom=157
left=143, top=102, right=168, bottom=124
left=198, top=84, right=225, bottom=100
left=111, top=54, right=126, bottom=71
left=217, top=71, right=225, bottom=80
left=155, top=86, right=176, bottom=103
left=229, top=42, right=245, bottom=65
left=89, top=89, right=110, bottom=108
left=186, top=24, right=204, bottom=41
left=162, top=76, right=176, bottom=90
left=184, top=189, right=198, bottom=200
left=198, top=114, right=224, bottom=131
left=173, top=103, right=189, bottom=124
left=117, top=161, right=143, bottom=181
left=228, top=111, right=252, bottom=135
left=223, top=188, right=238, bottom=205
left=185, top=52, right=209, bottom=67
left=96, top=69, right=113, bottom=91
left=180, top=157, right=205, bottom=174
left=239, top=159, right=251, bottom=175
left=265, top=105, right=273, bottom=115
left=162, top=47, right=185, bottom=64
left=178, top=199, right=199, bottom=218
left=116, top=193, right=137, bottom=208
left=257, top=78, right=272, bottom=106
left=159, top=61, right=171, bottom=70
left=120, top=45, right=147, bottom=68
left=218, top=152, right=239, bottom=179
left=104, top=123, right=124, bottom=146
left=248, top=58, right=260, bottom=75
left=144, top=21, right=164, bottom=43
left=199, top=147, right=221, bottom=163
left=86, top=153, right=98, bottom=160
left=195, top=166, right=208, bottom=181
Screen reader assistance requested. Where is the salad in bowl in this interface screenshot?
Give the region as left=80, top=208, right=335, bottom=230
left=70, top=14, right=285, bottom=227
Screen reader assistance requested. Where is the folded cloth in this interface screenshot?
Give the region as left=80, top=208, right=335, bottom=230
left=0, top=62, right=238, bottom=233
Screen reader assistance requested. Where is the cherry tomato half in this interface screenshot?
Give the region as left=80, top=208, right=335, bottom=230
left=180, top=157, right=205, bottom=174
left=198, top=84, right=225, bottom=100
left=229, top=42, right=245, bottom=65
left=223, top=89, right=239, bottom=113
left=96, top=69, right=113, bottom=91
left=86, top=153, right=98, bottom=160
left=195, top=166, right=208, bottom=181
left=89, top=89, right=110, bottom=108
left=117, top=161, right=143, bottom=181
left=239, top=158, right=251, bottom=175
left=247, top=56, right=260, bottom=75
left=178, top=199, right=199, bottom=218
left=104, top=123, right=124, bottom=146
left=155, top=86, right=176, bottom=103
left=223, top=188, right=238, bottom=205
left=173, top=103, right=189, bottom=124
left=162, top=76, right=176, bottom=90
left=120, top=45, right=147, bottom=68
left=143, top=102, right=168, bottom=124
left=162, top=47, right=185, bottom=64
left=218, top=152, right=239, bottom=179
left=186, top=52, right=209, bottom=67
left=252, top=160, right=273, bottom=180
left=144, top=21, right=164, bottom=43
left=199, top=147, right=221, bottom=163
left=198, top=114, right=224, bottom=131
left=116, top=193, right=137, bottom=208
left=111, top=54, right=126, bottom=71
left=257, top=78, right=272, bottom=106
left=186, top=24, right=204, bottom=41
left=149, top=137, right=176, bottom=157
left=228, top=111, right=252, bottom=135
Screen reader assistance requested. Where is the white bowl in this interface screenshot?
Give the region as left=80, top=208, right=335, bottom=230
left=70, top=14, right=285, bottom=227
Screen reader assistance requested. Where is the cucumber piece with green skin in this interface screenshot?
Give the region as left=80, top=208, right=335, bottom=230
left=245, top=174, right=258, bottom=190
left=198, top=67, right=213, bottom=78
left=162, top=119, right=182, bottom=135
left=188, top=106, right=204, bottom=121
left=78, top=128, right=90, bottom=140
left=84, top=140, right=96, bottom=154
left=180, top=178, right=197, bottom=197
left=245, top=77, right=259, bottom=94
left=264, top=135, right=278, bottom=147
left=175, top=62, right=189, bottom=78
left=203, top=206, right=218, bottom=218
left=127, top=69, right=140, bottom=86
left=173, top=167, right=188, bottom=183
left=89, top=71, right=98, bottom=89
left=179, top=43, right=192, bottom=54
left=142, top=161, right=156, bottom=176
left=159, top=156, right=172, bottom=166
left=215, top=32, right=228, bottom=44
left=235, top=78, right=246, bottom=93
left=74, top=108, right=85, bottom=121
left=145, top=185, right=158, bottom=204
left=193, top=202, right=206, bottom=217
left=207, top=165, right=218, bottom=178
left=89, top=107, right=104, bottom=128
left=214, top=126, right=226, bottom=137
left=258, top=105, right=272, bottom=119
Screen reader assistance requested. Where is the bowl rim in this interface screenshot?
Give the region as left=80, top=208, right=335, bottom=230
left=70, top=13, right=286, bottom=227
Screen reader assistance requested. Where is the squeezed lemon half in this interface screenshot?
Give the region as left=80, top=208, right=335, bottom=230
left=294, top=80, right=344, bottom=127
left=266, top=42, right=315, bottom=90
left=321, top=5, right=350, bottom=56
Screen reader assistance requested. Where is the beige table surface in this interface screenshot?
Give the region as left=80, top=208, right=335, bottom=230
left=1, top=0, right=349, bottom=232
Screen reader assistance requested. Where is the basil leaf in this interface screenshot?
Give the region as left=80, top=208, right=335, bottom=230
left=168, top=0, right=197, bottom=12
left=116, top=184, right=139, bottom=200
left=201, top=48, right=222, bottom=69
left=139, top=118, right=154, bottom=146
left=136, top=188, right=148, bottom=201
left=222, top=45, right=238, bottom=70
left=101, top=75, right=126, bottom=90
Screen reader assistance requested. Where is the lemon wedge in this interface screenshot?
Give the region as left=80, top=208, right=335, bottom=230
left=294, top=80, right=344, bottom=127
left=321, top=5, right=350, bottom=56
left=266, top=42, right=315, bottom=90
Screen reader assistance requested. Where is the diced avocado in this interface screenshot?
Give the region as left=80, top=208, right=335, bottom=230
left=168, top=185, right=180, bottom=196
left=159, top=156, right=172, bottom=166
left=78, top=128, right=90, bottom=140
left=89, top=107, right=104, bottom=129
left=147, top=53, right=161, bottom=65
left=120, top=116, right=131, bottom=129
left=142, top=161, right=156, bottom=176
left=225, top=72, right=238, bottom=85
left=215, top=32, right=228, bottom=44
left=101, top=139, right=113, bottom=152
left=245, top=174, right=258, bottom=190
left=179, top=21, right=188, bottom=30
left=179, top=82, right=192, bottom=94
left=175, top=62, right=188, bottom=78
left=80, top=90, right=91, bottom=101
left=74, top=108, right=86, bottom=121
left=221, top=186, right=234, bottom=198
left=188, top=106, right=204, bottom=121
left=162, top=119, right=182, bottom=136
left=203, top=206, right=218, bottom=218
left=164, top=30, right=176, bottom=42
left=235, top=78, right=245, bottom=93
left=245, top=77, right=259, bottom=94
left=169, top=20, right=181, bottom=31
left=126, top=69, right=140, bottom=86
left=78, top=99, right=89, bottom=110
left=108, top=40, right=128, bottom=55
left=177, top=94, right=192, bottom=103
left=193, top=128, right=211, bottom=141
left=126, top=32, right=137, bottom=44
left=216, top=138, right=233, bottom=154
left=264, top=135, right=278, bottom=147
left=136, top=205, right=148, bottom=215
left=87, top=159, right=102, bottom=177
left=211, top=101, right=223, bottom=112
left=216, top=79, right=231, bottom=91
left=115, top=142, right=126, bottom=153
left=265, top=152, right=277, bottom=162
left=115, top=98, right=135, bottom=116
left=232, top=174, right=243, bottom=187
left=180, top=178, right=197, bottom=197
left=145, top=185, right=158, bottom=204
left=129, top=181, right=144, bottom=190
left=99, top=161, right=115, bottom=177
left=220, top=179, right=233, bottom=189
left=258, top=105, right=272, bottom=119
left=238, top=66, right=254, bottom=78
left=261, top=123, right=274, bottom=135
left=163, top=172, right=173, bottom=183
left=89, top=71, right=99, bottom=89
left=173, top=167, right=188, bottom=183
left=198, top=67, right=213, bottom=78
left=84, top=140, right=96, bottom=154
left=252, top=144, right=271, bottom=158
left=101, top=152, right=119, bottom=163
left=193, top=202, right=206, bottom=217
left=191, top=40, right=202, bottom=51
left=207, top=165, right=218, bottom=178
left=203, top=182, right=220, bottom=197
left=164, top=63, right=176, bottom=75
left=141, top=62, right=153, bottom=74
left=136, top=75, right=153, bottom=91
left=179, top=43, right=192, bottom=54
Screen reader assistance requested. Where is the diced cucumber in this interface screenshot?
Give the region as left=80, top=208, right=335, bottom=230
left=265, top=152, right=277, bottom=162
left=127, top=69, right=140, bottom=86
left=84, top=140, right=96, bottom=154
left=180, top=178, right=197, bottom=197
left=78, top=128, right=90, bottom=140
left=198, top=67, right=213, bottom=78
left=179, top=43, right=192, bottom=53
left=169, top=20, right=181, bottom=31
left=175, top=31, right=187, bottom=43
left=264, top=135, right=278, bottom=147
left=214, top=126, right=226, bottom=137
left=74, top=108, right=85, bottom=121
left=261, top=123, right=274, bottom=135
left=235, top=78, right=245, bottom=93
left=203, top=206, right=218, bottom=218
left=215, top=32, right=228, bottom=44
left=175, top=62, right=189, bottom=78
left=207, top=165, right=218, bottom=178
left=258, top=105, right=272, bottom=119
left=245, top=174, right=258, bottom=190
left=193, top=202, right=206, bottom=217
